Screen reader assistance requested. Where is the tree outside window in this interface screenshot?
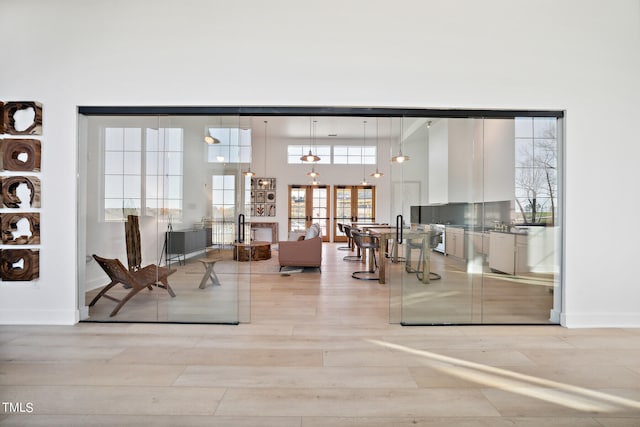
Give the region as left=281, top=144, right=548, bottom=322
left=514, top=118, right=557, bottom=225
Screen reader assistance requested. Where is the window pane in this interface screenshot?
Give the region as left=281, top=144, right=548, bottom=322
left=146, top=152, right=159, bottom=175
left=514, top=117, right=533, bottom=138
left=533, top=139, right=557, bottom=170
left=348, top=146, right=361, bottom=156
left=105, top=128, right=124, bottom=151
left=515, top=138, right=533, bottom=167
left=212, top=175, right=224, bottom=189
left=166, top=176, right=182, bottom=199
left=123, top=151, right=141, bottom=174
left=534, top=118, right=556, bottom=138
left=124, top=128, right=141, bottom=150
left=165, top=152, right=183, bottom=175
left=223, top=189, right=235, bottom=204
left=105, top=175, right=123, bottom=198
left=166, top=129, right=183, bottom=150
left=212, top=191, right=224, bottom=205
left=334, top=155, right=347, bottom=164
left=123, top=176, right=141, bottom=198
left=104, top=152, right=123, bottom=174
left=146, top=176, right=160, bottom=199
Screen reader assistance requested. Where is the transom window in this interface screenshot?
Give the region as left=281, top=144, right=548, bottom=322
left=287, top=145, right=331, bottom=164
left=207, top=128, right=252, bottom=163
left=333, top=146, right=376, bottom=165
left=286, top=145, right=376, bottom=164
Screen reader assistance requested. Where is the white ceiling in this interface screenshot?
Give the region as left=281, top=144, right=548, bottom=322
left=223, top=115, right=436, bottom=143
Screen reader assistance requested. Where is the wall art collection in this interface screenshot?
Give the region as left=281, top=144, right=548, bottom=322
left=250, top=177, right=276, bottom=217
left=0, top=101, right=42, bottom=281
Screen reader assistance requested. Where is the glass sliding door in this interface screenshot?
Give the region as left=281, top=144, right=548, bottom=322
left=391, top=115, right=561, bottom=325
left=77, top=113, right=250, bottom=324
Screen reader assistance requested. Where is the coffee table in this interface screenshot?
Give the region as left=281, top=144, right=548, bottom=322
left=233, top=241, right=271, bottom=262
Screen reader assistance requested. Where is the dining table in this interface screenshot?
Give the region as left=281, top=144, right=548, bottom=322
left=367, top=227, right=431, bottom=285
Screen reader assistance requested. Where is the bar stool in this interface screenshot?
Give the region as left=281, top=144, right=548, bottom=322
left=405, top=231, right=442, bottom=281
left=342, top=225, right=361, bottom=262
left=350, top=230, right=379, bottom=281
left=336, top=223, right=351, bottom=251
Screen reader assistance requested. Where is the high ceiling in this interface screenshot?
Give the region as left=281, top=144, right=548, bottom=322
left=221, top=115, right=435, bottom=143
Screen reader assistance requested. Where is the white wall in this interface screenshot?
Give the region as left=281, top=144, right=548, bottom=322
left=1, top=0, right=639, bottom=326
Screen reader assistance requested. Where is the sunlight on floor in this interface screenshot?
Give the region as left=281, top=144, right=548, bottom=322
left=368, top=339, right=640, bottom=413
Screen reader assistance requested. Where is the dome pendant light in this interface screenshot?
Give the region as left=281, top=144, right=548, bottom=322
left=307, top=166, right=320, bottom=178
left=391, top=117, right=410, bottom=163
left=370, top=118, right=384, bottom=178
left=306, top=120, right=321, bottom=179
left=300, top=118, right=321, bottom=163
left=243, top=117, right=256, bottom=177
left=205, top=116, right=222, bottom=144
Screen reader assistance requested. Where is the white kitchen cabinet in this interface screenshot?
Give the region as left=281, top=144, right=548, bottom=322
left=489, top=231, right=529, bottom=275
left=515, top=235, right=529, bottom=275
left=428, top=119, right=515, bottom=204
left=468, top=231, right=491, bottom=257
left=445, top=227, right=465, bottom=259
left=489, top=231, right=515, bottom=274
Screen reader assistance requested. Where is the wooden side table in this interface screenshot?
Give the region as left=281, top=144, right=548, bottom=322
left=198, top=257, right=222, bottom=289
left=233, top=241, right=271, bottom=262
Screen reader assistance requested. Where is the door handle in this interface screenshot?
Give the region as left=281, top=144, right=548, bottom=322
left=396, top=214, right=403, bottom=244
left=238, top=214, right=245, bottom=243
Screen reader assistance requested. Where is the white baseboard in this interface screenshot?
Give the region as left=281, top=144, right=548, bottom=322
left=0, top=309, right=78, bottom=325
left=561, top=312, right=640, bottom=328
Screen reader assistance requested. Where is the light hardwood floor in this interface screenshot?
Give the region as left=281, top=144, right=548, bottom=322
left=2, top=244, right=640, bottom=425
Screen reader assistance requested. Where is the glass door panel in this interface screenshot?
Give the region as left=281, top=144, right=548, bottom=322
left=165, top=113, right=247, bottom=323
left=79, top=113, right=248, bottom=324
left=393, top=117, right=476, bottom=325
left=289, top=186, right=308, bottom=234
left=312, top=186, right=329, bottom=239
left=356, top=186, right=375, bottom=222
left=391, top=116, right=560, bottom=325
left=333, top=186, right=352, bottom=242
left=333, top=185, right=376, bottom=242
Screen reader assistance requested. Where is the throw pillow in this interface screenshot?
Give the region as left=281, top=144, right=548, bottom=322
left=305, top=224, right=319, bottom=240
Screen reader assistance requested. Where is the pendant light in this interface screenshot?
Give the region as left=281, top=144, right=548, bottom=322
left=306, top=120, right=321, bottom=178
left=300, top=117, right=320, bottom=162
left=391, top=117, right=410, bottom=163
left=370, top=118, right=384, bottom=178
left=258, top=120, right=268, bottom=186
left=360, top=120, right=369, bottom=185
left=243, top=117, right=256, bottom=177
left=204, top=116, right=221, bottom=144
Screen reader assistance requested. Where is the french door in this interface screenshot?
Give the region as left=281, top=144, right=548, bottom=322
left=288, top=185, right=329, bottom=241
left=333, top=185, right=376, bottom=242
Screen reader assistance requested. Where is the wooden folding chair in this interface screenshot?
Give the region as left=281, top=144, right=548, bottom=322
left=90, top=254, right=176, bottom=317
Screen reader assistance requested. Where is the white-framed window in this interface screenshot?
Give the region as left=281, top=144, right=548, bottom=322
left=103, top=127, right=183, bottom=221
left=514, top=117, right=557, bottom=225
left=211, top=175, right=236, bottom=222
left=287, top=145, right=331, bottom=164
left=333, top=146, right=376, bottom=165
left=207, top=128, right=252, bottom=163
